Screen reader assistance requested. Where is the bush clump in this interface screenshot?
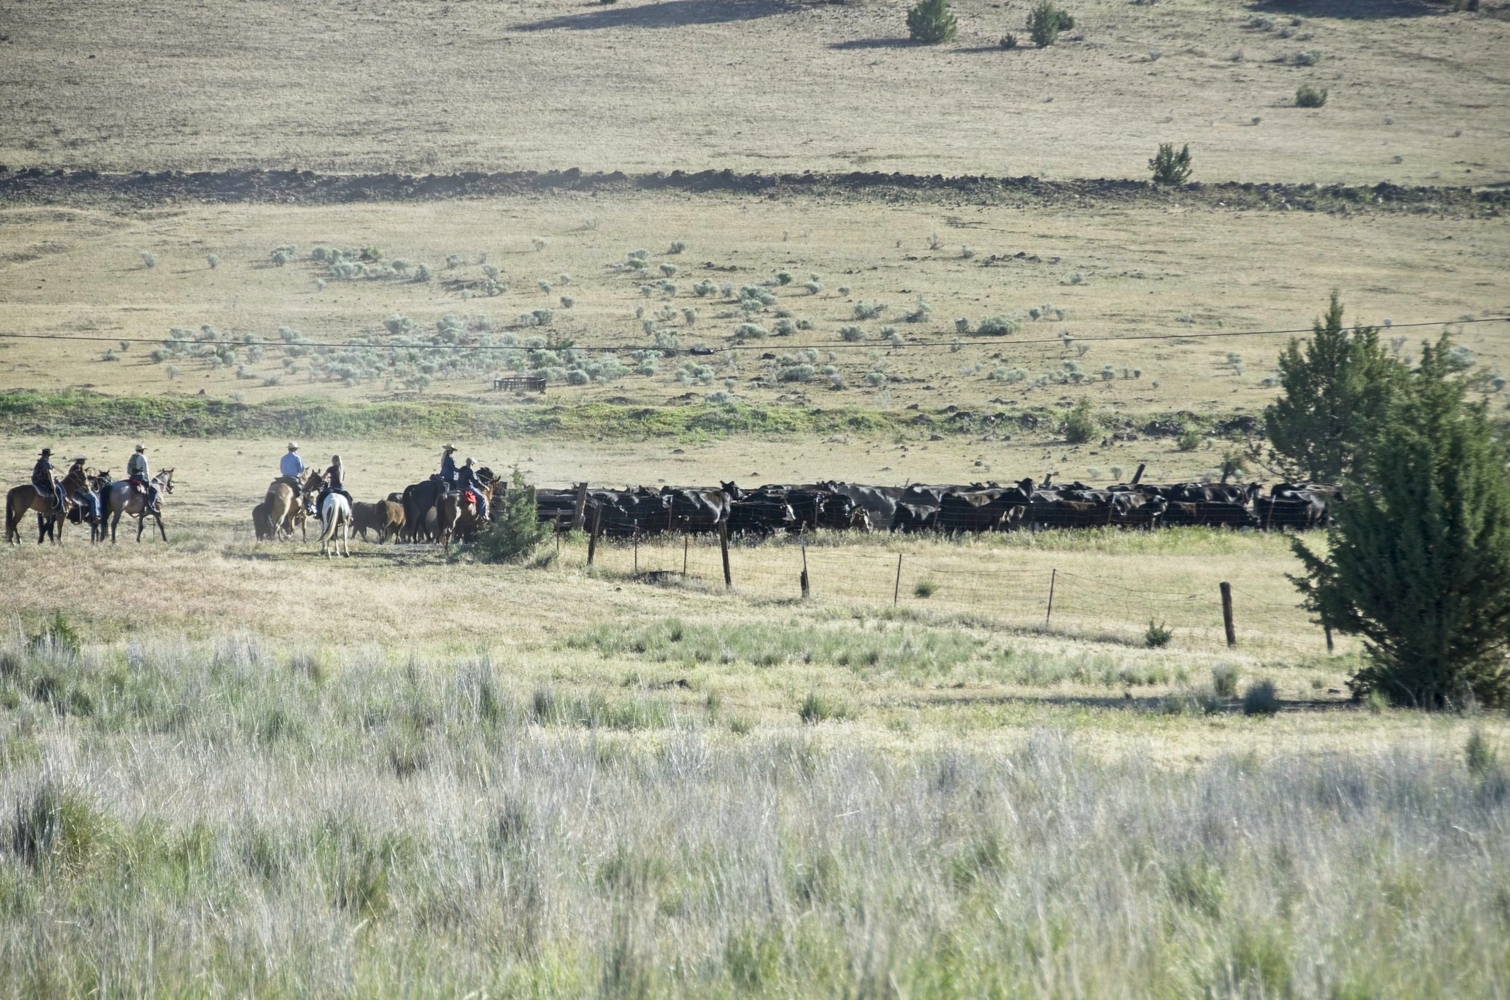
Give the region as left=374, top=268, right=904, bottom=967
left=1295, top=84, right=1328, bottom=108
left=1063, top=398, right=1097, bottom=443
left=1242, top=680, right=1281, bottom=716
left=907, top=0, right=958, bottom=43
left=1144, top=620, right=1172, bottom=648
left=976, top=316, right=1019, bottom=337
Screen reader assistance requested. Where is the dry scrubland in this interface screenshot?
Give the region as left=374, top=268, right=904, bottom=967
left=4, top=0, right=1510, bottom=994
left=1, top=0, right=1508, bottom=184
left=1, top=194, right=1506, bottom=437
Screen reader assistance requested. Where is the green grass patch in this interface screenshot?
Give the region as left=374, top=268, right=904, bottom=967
left=0, top=390, right=939, bottom=442
left=565, top=618, right=984, bottom=674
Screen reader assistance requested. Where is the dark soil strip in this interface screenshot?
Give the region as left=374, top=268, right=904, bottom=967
left=0, top=166, right=1502, bottom=216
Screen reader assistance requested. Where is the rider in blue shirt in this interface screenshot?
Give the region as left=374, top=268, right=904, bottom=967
left=455, top=457, right=489, bottom=520
left=280, top=442, right=307, bottom=500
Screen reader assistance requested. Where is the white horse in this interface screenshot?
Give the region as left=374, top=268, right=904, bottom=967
left=318, top=492, right=352, bottom=558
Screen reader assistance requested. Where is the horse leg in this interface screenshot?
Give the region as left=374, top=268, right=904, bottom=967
left=155, top=512, right=167, bottom=542
left=136, top=513, right=145, bottom=542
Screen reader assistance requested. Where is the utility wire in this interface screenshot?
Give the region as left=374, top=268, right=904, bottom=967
left=0, top=315, right=1504, bottom=354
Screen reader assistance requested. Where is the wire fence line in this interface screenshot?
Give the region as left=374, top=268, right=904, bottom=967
left=550, top=531, right=1338, bottom=659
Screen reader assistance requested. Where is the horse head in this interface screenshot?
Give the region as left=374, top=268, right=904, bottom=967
left=157, top=468, right=176, bottom=494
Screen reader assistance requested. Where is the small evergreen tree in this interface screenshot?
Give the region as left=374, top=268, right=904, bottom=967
left=1265, top=292, right=1400, bottom=482
left=1293, top=336, right=1510, bottom=709
left=475, top=465, right=550, bottom=564
left=1148, top=142, right=1193, bottom=185
left=907, top=0, right=958, bottom=44
left=1027, top=1, right=1072, bottom=46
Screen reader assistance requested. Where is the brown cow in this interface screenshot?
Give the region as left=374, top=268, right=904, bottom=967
left=351, top=501, right=385, bottom=542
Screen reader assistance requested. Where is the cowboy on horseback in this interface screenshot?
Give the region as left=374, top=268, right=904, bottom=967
left=437, top=444, right=459, bottom=488
left=66, top=455, right=102, bottom=522
left=32, top=448, right=64, bottom=514
left=278, top=442, right=307, bottom=502
left=126, top=444, right=160, bottom=514
left=316, top=454, right=352, bottom=513
left=456, top=456, right=489, bottom=521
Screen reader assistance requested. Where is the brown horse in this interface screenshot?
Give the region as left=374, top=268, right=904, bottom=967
left=435, top=493, right=463, bottom=549
left=5, top=480, right=70, bottom=545
left=102, top=468, right=174, bottom=543
left=451, top=479, right=499, bottom=543
left=264, top=470, right=322, bottom=541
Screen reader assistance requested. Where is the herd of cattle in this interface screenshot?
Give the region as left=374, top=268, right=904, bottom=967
left=533, top=479, right=1340, bottom=538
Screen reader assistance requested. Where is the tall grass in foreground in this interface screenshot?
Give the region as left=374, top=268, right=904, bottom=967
left=0, top=635, right=1505, bottom=997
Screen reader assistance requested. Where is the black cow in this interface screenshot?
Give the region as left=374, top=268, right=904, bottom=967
left=728, top=494, right=797, bottom=537
left=890, top=503, right=939, bottom=533
left=663, top=487, right=731, bottom=533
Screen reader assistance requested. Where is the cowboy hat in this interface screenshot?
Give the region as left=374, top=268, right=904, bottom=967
left=72, top=455, right=87, bottom=463
left=135, top=444, right=146, bottom=452
left=40, top=448, right=51, bottom=456
left=464, top=456, right=475, bottom=465
left=443, top=444, right=457, bottom=453
left=287, top=442, right=299, bottom=451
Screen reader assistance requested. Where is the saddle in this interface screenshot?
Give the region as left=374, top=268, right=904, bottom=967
left=462, top=489, right=478, bottom=505
left=129, top=478, right=147, bottom=495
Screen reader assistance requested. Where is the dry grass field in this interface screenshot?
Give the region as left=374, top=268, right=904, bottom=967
left=3, top=0, right=1510, bottom=994
left=2, top=0, right=1508, bottom=185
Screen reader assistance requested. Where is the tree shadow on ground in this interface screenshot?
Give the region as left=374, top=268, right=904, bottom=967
left=513, top=0, right=801, bottom=32
left=1248, top=0, right=1445, bottom=19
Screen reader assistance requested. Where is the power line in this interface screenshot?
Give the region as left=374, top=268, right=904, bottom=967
left=0, top=315, right=1504, bottom=354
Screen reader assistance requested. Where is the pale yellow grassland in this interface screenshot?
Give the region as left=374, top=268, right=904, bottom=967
left=1, top=0, right=1507, bottom=185
left=1, top=432, right=1440, bottom=774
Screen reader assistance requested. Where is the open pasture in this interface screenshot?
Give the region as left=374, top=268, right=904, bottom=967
left=3, top=0, right=1510, bottom=992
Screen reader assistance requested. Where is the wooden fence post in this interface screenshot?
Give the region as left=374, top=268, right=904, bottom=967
left=800, top=534, right=810, bottom=598
left=683, top=534, right=689, bottom=576
left=633, top=530, right=639, bottom=575
left=719, top=521, right=732, bottom=589
left=587, top=505, right=602, bottom=567
left=894, top=553, right=903, bottom=607
left=1045, top=568, right=1057, bottom=627
left=571, top=482, right=589, bottom=531
left=1220, top=581, right=1236, bottom=647
left=1131, top=463, right=1146, bottom=485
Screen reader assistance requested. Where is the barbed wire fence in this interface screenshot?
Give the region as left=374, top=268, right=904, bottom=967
left=552, top=528, right=1339, bottom=660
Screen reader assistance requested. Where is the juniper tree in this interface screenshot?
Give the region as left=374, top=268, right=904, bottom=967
left=907, top=0, right=958, bottom=43
left=1293, top=335, right=1510, bottom=708
left=1148, top=142, right=1193, bottom=185
left=1265, top=292, right=1401, bottom=482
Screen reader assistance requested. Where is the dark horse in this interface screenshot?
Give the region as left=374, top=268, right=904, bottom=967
left=400, top=479, right=445, bottom=543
